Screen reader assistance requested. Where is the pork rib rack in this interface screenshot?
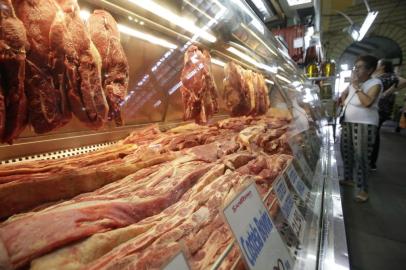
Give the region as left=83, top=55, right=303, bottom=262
left=0, top=0, right=28, bottom=144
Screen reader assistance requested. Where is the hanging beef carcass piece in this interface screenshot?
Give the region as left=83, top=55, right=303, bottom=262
left=0, top=0, right=28, bottom=143
left=223, top=61, right=250, bottom=116
left=0, top=82, right=4, bottom=138
left=11, top=0, right=72, bottom=134
left=180, top=45, right=218, bottom=124
left=54, top=0, right=109, bottom=129
left=88, top=10, right=129, bottom=126
left=223, top=62, right=270, bottom=117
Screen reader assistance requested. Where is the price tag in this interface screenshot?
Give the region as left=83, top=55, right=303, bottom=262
left=223, top=182, right=293, bottom=270
left=285, top=164, right=310, bottom=202
left=273, top=176, right=306, bottom=240
left=163, top=251, right=190, bottom=270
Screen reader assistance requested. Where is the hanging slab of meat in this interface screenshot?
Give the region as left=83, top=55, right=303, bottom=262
left=54, top=0, right=108, bottom=129
left=88, top=10, right=129, bottom=126
left=223, top=62, right=270, bottom=117
left=223, top=62, right=250, bottom=116
left=180, top=45, right=218, bottom=124
left=0, top=0, right=28, bottom=143
left=0, top=159, right=214, bottom=269
left=11, top=0, right=72, bottom=134
left=0, top=82, right=5, bottom=138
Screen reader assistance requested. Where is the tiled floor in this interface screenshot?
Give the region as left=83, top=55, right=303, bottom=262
left=338, top=124, right=406, bottom=270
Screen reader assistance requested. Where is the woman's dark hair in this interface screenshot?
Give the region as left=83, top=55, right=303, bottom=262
left=356, top=55, right=378, bottom=72
left=379, top=59, right=394, bottom=73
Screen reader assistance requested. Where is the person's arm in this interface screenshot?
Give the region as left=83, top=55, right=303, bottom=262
left=354, top=84, right=381, bottom=107
left=337, top=86, right=349, bottom=106
left=382, top=76, right=406, bottom=97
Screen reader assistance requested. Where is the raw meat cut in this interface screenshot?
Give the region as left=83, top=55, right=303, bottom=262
left=0, top=147, right=175, bottom=219
left=223, top=62, right=270, bottom=117
left=12, top=0, right=71, bottom=134
left=54, top=0, right=109, bottom=128
left=83, top=172, right=248, bottom=270
left=180, top=45, right=218, bottom=123
left=223, top=62, right=250, bottom=116
left=0, top=113, right=294, bottom=269
left=88, top=10, right=129, bottom=126
left=0, top=82, right=5, bottom=139
left=0, top=0, right=28, bottom=143
left=0, top=160, right=214, bottom=269
left=30, top=164, right=226, bottom=270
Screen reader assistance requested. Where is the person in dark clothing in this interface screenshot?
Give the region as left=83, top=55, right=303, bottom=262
left=370, top=59, right=406, bottom=170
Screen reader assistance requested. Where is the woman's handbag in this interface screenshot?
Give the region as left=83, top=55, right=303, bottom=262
left=337, top=90, right=357, bottom=124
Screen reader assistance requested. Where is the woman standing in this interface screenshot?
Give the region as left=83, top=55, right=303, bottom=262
left=370, top=59, right=406, bottom=169
left=339, top=55, right=383, bottom=202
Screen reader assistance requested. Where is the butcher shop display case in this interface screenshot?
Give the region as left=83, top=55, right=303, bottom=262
left=0, top=0, right=348, bottom=270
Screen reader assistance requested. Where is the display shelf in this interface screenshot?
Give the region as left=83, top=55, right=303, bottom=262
left=318, top=126, right=350, bottom=270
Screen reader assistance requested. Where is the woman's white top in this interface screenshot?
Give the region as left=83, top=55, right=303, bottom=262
left=343, top=78, right=383, bottom=126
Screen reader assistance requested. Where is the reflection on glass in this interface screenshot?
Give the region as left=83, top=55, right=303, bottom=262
left=211, top=58, right=226, bottom=67
left=265, top=79, right=275, bottom=85
left=276, top=74, right=292, bottom=84
left=127, top=0, right=217, bottom=42
left=118, top=24, right=178, bottom=49
left=231, top=0, right=264, bottom=34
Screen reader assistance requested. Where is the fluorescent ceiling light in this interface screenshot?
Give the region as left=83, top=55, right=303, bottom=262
left=265, top=79, right=274, bottom=85
left=357, top=11, right=378, bottom=41
left=227, top=47, right=259, bottom=67
left=231, top=0, right=264, bottom=34
left=227, top=46, right=276, bottom=74
left=211, top=58, right=226, bottom=67
left=128, top=0, right=216, bottom=43
left=259, top=64, right=277, bottom=73
left=251, top=0, right=273, bottom=21
left=118, top=24, right=177, bottom=49
left=287, top=0, right=312, bottom=6
left=241, top=24, right=277, bottom=56
left=276, top=74, right=291, bottom=84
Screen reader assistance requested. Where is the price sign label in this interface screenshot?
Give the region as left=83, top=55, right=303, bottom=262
left=223, top=182, right=293, bottom=270
left=286, top=164, right=310, bottom=203
left=273, top=176, right=306, bottom=240
left=163, top=251, right=190, bottom=270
